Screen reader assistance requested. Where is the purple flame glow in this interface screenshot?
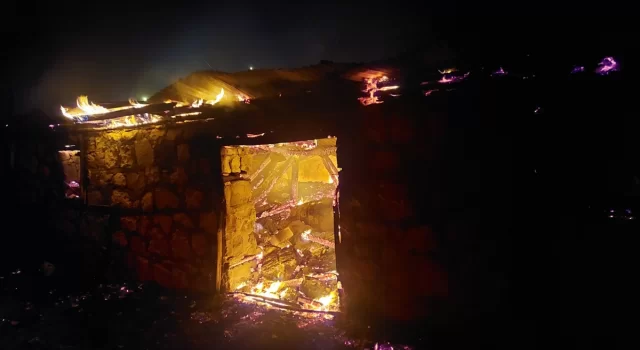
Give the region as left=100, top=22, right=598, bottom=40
left=492, top=67, right=507, bottom=76
left=439, top=72, right=469, bottom=84
left=595, top=57, right=619, bottom=75
left=571, top=66, right=585, bottom=73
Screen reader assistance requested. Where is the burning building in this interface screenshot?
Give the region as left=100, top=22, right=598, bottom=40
left=43, top=63, right=449, bottom=321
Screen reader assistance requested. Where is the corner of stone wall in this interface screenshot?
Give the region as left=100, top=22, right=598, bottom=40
left=85, top=125, right=223, bottom=292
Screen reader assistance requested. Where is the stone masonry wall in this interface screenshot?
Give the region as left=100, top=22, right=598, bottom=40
left=337, top=105, right=449, bottom=321
left=85, top=125, right=223, bottom=291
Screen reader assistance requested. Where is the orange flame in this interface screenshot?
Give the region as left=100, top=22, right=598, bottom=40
left=191, top=99, right=203, bottom=108
left=205, top=88, right=225, bottom=105
left=358, top=76, right=397, bottom=106
left=76, top=95, right=110, bottom=115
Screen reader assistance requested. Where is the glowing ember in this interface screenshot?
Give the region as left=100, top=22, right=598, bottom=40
left=491, top=67, right=507, bottom=76
left=439, top=72, right=469, bottom=84
left=316, top=291, right=337, bottom=309
left=300, top=229, right=335, bottom=249
left=205, top=88, right=225, bottom=105
left=595, top=56, right=619, bottom=75
left=571, top=66, right=585, bottom=73
left=424, top=89, right=439, bottom=96
left=251, top=281, right=282, bottom=299
left=247, top=133, right=265, bottom=138
left=358, top=76, right=397, bottom=106
left=438, top=68, right=457, bottom=74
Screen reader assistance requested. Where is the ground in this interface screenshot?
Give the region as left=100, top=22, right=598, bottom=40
left=0, top=268, right=416, bottom=350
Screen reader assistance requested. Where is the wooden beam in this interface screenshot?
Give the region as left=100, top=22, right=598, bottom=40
left=290, top=156, right=299, bottom=202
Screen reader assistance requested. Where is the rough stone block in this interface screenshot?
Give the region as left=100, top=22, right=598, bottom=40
left=240, top=154, right=252, bottom=173
left=120, top=216, right=137, bottom=231
left=228, top=180, right=252, bottom=207
left=130, top=236, right=146, bottom=256
left=171, top=230, right=191, bottom=261
left=230, top=155, right=241, bottom=173
left=103, top=148, right=118, bottom=169
left=172, top=268, right=189, bottom=289
left=221, top=155, right=232, bottom=175
left=137, top=193, right=152, bottom=213
left=165, top=128, right=180, bottom=141
left=119, top=145, right=134, bottom=168
left=177, top=144, right=190, bottom=163
left=88, top=191, right=103, bottom=205
left=145, top=166, right=160, bottom=184
left=153, top=264, right=173, bottom=288
left=148, top=237, right=170, bottom=257
left=185, top=189, right=204, bottom=210
left=135, top=139, right=154, bottom=166
left=154, top=215, right=172, bottom=234
left=139, top=216, right=152, bottom=237
left=200, top=212, right=218, bottom=235
left=126, top=172, right=146, bottom=192
left=155, top=140, right=176, bottom=169
left=173, top=213, right=194, bottom=228
left=170, top=167, right=188, bottom=188
left=191, top=234, right=208, bottom=256
left=112, top=231, right=128, bottom=247
left=113, top=173, right=127, bottom=186
left=136, top=256, right=152, bottom=281
left=155, top=189, right=179, bottom=209
left=198, top=158, right=211, bottom=175
left=112, top=190, right=132, bottom=208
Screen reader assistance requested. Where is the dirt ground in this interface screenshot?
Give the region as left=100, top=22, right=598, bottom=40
left=0, top=268, right=417, bottom=350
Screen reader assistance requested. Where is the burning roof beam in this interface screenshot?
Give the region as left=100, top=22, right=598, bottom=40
left=70, top=102, right=177, bottom=122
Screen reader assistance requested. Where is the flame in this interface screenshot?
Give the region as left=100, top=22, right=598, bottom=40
left=595, top=56, right=619, bottom=75
left=328, top=175, right=334, bottom=184
left=315, top=291, right=337, bottom=309
left=358, top=76, right=397, bottom=106
left=439, top=72, right=470, bottom=84
left=60, top=106, right=74, bottom=119
left=205, top=88, right=225, bottom=105
left=438, top=68, right=457, bottom=74
left=235, top=282, right=247, bottom=290
left=251, top=281, right=282, bottom=299
left=128, top=98, right=148, bottom=108
left=76, top=95, right=110, bottom=115
left=301, top=229, right=311, bottom=241
left=297, top=199, right=304, bottom=205
left=191, top=99, right=203, bottom=108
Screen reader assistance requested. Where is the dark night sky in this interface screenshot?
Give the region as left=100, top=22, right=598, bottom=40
left=3, top=0, right=635, bottom=118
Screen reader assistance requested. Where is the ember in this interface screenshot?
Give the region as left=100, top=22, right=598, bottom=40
left=358, top=75, right=398, bottom=106
left=223, top=138, right=340, bottom=312
left=439, top=72, right=469, bottom=84
left=595, top=56, right=619, bottom=75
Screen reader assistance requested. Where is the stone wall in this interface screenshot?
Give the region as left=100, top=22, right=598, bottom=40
left=84, top=125, right=224, bottom=291
left=336, top=105, right=449, bottom=321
